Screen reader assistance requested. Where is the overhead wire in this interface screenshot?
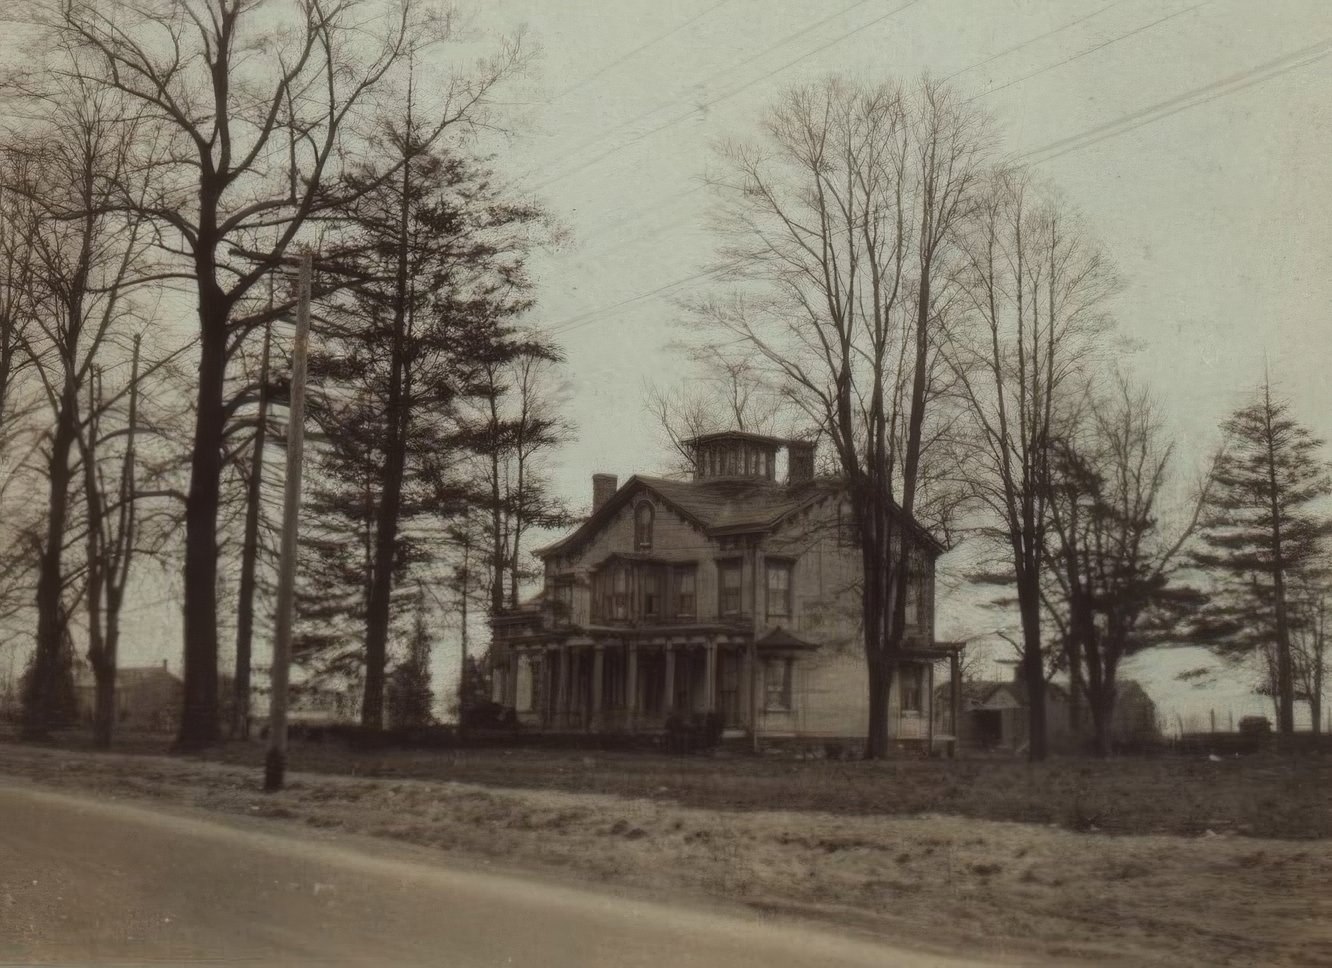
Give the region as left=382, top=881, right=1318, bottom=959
left=548, top=0, right=740, bottom=103
left=538, top=7, right=1323, bottom=343
left=533, top=0, right=1207, bottom=335
left=968, top=1, right=1209, bottom=103
left=530, top=0, right=928, bottom=194
left=1017, top=38, right=1332, bottom=163
left=942, top=0, right=1133, bottom=82
left=514, top=0, right=887, bottom=188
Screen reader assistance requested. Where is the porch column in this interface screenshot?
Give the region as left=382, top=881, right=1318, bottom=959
left=705, top=642, right=718, bottom=712
left=591, top=644, right=605, bottom=730
left=626, top=643, right=639, bottom=732
left=539, top=650, right=552, bottom=727
left=949, top=648, right=962, bottom=759
left=663, top=645, right=676, bottom=714
left=926, top=661, right=935, bottom=756
left=556, top=648, right=570, bottom=730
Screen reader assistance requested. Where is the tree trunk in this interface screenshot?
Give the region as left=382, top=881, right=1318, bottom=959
left=1087, top=681, right=1116, bottom=758
left=361, top=428, right=406, bottom=730
left=1016, top=570, right=1048, bottom=761
left=24, top=381, right=78, bottom=739
left=490, top=441, right=504, bottom=615
left=179, top=302, right=227, bottom=750
left=232, top=323, right=271, bottom=739
left=92, top=665, right=115, bottom=749
left=865, top=654, right=891, bottom=760
left=361, top=152, right=414, bottom=731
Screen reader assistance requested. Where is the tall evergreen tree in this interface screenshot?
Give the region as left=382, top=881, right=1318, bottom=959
left=387, top=597, right=434, bottom=729
left=1190, top=379, right=1332, bottom=737
left=308, top=93, right=545, bottom=729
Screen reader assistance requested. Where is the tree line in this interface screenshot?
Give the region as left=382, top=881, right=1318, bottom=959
left=0, top=0, right=571, bottom=748
left=686, top=75, right=1330, bottom=759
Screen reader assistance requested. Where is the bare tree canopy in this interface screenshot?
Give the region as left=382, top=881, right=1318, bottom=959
left=698, top=75, right=990, bottom=758
left=20, top=0, right=526, bottom=747
left=942, top=170, right=1117, bottom=759
left=1044, top=377, right=1209, bottom=756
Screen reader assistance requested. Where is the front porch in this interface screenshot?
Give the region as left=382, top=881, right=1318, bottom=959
left=497, top=635, right=966, bottom=752
left=507, top=636, right=755, bottom=733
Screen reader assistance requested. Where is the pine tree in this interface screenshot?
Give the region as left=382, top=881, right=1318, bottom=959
left=1191, top=380, right=1332, bottom=736
left=387, top=600, right=434, bottom=729
left=307, top=91, right=546, bottom=729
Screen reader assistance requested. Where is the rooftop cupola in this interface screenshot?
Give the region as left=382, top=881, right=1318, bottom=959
left=685, top=431, right=815, bottom=485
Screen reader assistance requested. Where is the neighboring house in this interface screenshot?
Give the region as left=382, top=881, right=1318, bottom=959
left=935, top=674, right=1160, bottom=753
left=247, top=678, right=361, bottom=735
left=489, top=431, right=964, bottom=752
left=74, top=661, right=183, bottom=733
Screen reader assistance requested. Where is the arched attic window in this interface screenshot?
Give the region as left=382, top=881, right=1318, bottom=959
left=634, top=501, right=655, bottom=551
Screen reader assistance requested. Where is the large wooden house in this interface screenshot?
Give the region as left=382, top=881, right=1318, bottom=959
left=489, top=431, right=963, bottom=752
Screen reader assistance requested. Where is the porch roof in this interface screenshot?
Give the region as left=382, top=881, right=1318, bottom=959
left=756, top=627, right=819, bottom=651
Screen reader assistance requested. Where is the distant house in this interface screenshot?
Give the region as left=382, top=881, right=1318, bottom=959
left=489, top=430, right=965, bottom=752
left=935, top=673, right=1159, bottom=753
left=74, top=661, right=183, bottom=733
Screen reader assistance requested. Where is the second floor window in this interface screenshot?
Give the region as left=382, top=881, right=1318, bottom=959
left=634, top=502, right=654, bottom=550
left=900, top=664, right=924, bottom=713
left=642, top=569, right=661, bottom=619
left=719, top=560, right=743, bottom=616
left=673, top=565, right=696, bottom=619
left=766, top=561, right=792, bottom=621
left=903, top=560, right=928, bottom=629
left=764, top=657, right=793, bottom=710
left=612, top=567, right=629, bottom=620
left=552, top=581, right=574, bottom=624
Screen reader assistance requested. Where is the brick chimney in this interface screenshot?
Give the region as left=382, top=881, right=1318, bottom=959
left=591, top=473, right=618, bottom=512
left=787, top=441, right=816, bottom=484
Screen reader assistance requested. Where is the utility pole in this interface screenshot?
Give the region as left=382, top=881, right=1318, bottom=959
left=265, top=252, right=312, bottom=793
left=234, top=320, right=272, bottom=739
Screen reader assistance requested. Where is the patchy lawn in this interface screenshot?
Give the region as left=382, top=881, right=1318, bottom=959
left=1, top=740, right=1330, bottom=966
left=44, top=730, right=1332, bottom=839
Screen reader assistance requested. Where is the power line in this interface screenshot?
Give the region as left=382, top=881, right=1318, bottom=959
left=550, top=0, right=739, bottom=103
left=539, top=17, right=1322, bottom=344
left=969, top=1, right=1209, bottom=103
left=523, top=0, right=890, bottom=191
left=530, top=0, right=1170, bottom=267
left=943, top=0, right=1132, bottom=81
left=1019, top=39, right=1332, bottom=164
left=548, top=263, right=739, bottom=338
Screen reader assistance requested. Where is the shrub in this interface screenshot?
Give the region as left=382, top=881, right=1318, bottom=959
left=663, top=711, right=723, bottom=754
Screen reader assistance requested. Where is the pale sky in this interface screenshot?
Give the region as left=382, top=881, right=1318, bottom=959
left=7, top=0, right=1331, bottom=727
left=469, top=0, right=1332, bottom=726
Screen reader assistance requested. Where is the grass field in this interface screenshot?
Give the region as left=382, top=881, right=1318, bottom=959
left=6, top=728, right=1330, bottom=839
left=1, top=738, right=1329, bottom=966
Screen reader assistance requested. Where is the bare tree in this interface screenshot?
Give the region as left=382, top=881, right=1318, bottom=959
left=6, top=73, right=153, bottom=738
left=79, top=338, right=139, bottom=747
left=646, top=347, right=790, bottom=477
left=1290, top=569, right=1328, bottom=737
left=42, top=0, right=524, bottom=747
left=699, top=76, right=989, bottom=758
left=0, top=155, right=45, bottom=639
left=504, top=346, right=573, bottom=607
left=941, top=171, right=1116, bottom=759
left=1044, top=379, right=1209, bottom=756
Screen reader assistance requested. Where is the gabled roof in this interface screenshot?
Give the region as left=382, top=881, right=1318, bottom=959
left=537, top=473, right=947, bottom=559
left=937, top=678, right=1087, bottom=708
left=536, top=474, right=836, bottom=557
left=757, top=627, right=819, bottom=650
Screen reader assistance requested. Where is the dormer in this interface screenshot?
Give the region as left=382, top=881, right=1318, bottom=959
left=686, top=431, right=816, bottom=485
